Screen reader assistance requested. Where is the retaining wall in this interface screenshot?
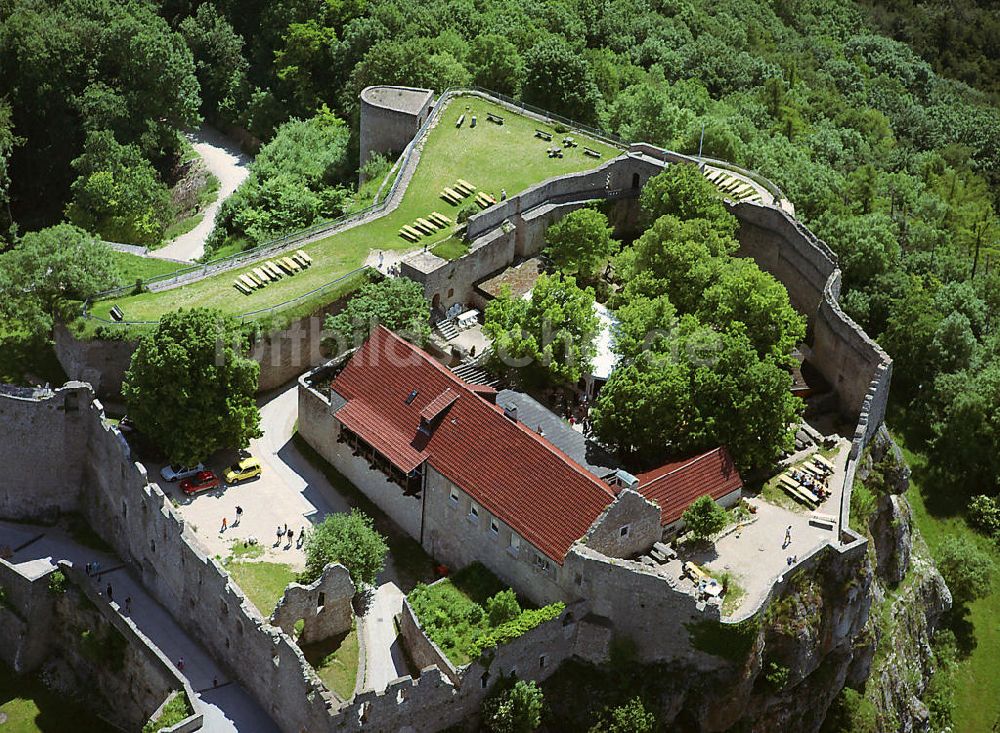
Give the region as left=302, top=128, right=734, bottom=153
left=0, top=556, right=54, bottom=673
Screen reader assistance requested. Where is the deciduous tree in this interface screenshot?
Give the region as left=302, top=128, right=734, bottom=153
left=301, top=509, right=389, bottom=588
left=682, top=495, right=729, bottom=541
left=324, top=277, right=430, bottom=349
left=544, top=208, right=615, bottom=279
left=121, top=308, right=261, bottom=465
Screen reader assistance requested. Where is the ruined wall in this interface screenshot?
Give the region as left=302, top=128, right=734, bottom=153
left=582, top=489, right=662, bottom=559
left=53, top=325, right=138, bottom=399
left=0, top=556, right=55, bottom=672
left=399, top=597, right=462, bottom=685
left=559, top=544, right=725, bottom=666
left=0, top=383, right=88, bottom=521
left=270, top=562, right=355, bottom=644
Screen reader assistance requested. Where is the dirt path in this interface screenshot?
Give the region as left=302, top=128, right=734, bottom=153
left=154, top=125, right=251, bottom=262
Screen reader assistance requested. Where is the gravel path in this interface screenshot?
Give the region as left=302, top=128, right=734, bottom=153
left=155, top=125, right=251, bottom=262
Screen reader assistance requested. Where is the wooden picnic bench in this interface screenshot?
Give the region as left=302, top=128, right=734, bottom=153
left=399, top=229, right=419, bottom=243
left=296, top=249, right=313, bottom=265
left=456, top=114, right=465, bottom=128
left=233, top=279, right=252, bottom=295
left=534, top=129, right=552, bottom=141
left=487, top=112, right=504, bottom=125
left=683, top=561, right=710, bottom=582
left=583, top=147, right=602, bottom=158
left=809, top=513, right=837, bottom=530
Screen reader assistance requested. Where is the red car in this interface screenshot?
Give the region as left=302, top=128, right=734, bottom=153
left=180, top=470, right=221, bottom=496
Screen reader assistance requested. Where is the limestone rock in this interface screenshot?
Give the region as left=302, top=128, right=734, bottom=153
left=872, top=493, right=913, bottom=585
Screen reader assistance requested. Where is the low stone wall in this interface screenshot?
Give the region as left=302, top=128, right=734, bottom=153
left=399, top=595, right=461, bottom=685
left=270, top=562, right=355, bottom=644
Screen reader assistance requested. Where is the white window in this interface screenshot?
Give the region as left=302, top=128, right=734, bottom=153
left=508, top=532, right=521, bottom=556
left=449, top=487, right=459, bottom=507
left=490, top=518, right=500, bottom=536
left=468, top=501, right=480, bottom=524
left=619, top=524, right=630, bottom=538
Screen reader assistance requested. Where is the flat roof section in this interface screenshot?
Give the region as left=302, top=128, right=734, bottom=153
left=361, top=86, right=435, bottom=115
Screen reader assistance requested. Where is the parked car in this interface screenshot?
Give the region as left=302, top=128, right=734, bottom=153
left=160, top=463, right=206, bottom=482
left=180, top=470, right=221, bottom=496
left=224, top=457, right=262, bottom=484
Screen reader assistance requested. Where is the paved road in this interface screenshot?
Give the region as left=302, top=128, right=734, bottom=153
left=362, top=582, right=410, bottom=691
left=155, top=125, right=251, bottom=262
left=0, top=520, right=279, bottom=733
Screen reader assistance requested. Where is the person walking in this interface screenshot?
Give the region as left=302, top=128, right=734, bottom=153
left=784, top=525, right=792, bottom=548
left=286, top=528, right=294, bottom=549
left=276, top=525, right=284, bottom=546
left=234, top=505, right=243, bottom=526
left=124, top=596, right=132, bottom=615
left=177, top=657, right=185, bottom=672
left=106, top=583, right=113, bottom=602
left=221, top=516, right=228, bottom=533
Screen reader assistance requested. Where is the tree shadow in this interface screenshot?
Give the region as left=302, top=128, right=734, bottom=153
left=944, top=607, right=979, bottom=660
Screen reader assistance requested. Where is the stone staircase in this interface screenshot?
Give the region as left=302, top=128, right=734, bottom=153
left=436, top=319, right=459, bottom=341
left=452, top=360, right=500, bottom=387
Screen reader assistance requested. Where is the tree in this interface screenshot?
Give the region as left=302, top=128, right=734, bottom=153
left=484, top=274, right=599, bottom=386
left=935, top=536, right=994, bottom=607
left=544, top=208, right=615, bottom=279
left=121, top=308, right=261, bottom=466
left=470, top=34, right=525, bottom=96
left=324, top=278, right=430, bottom=349
left=638, top=165, right=730, bottom=228
left=682, top=495, right=729, bottom=542
left=699, top=258, right=806, bottom=363
left=522, top=37, right=600, bottom=122
left=209, top=109, right=352, bottom=251
left=66, top=130, right=172, bottom=245
left=967, top=495, right=1000, bottom=539
left=179, top=3, right=248, bottom=121
left=613, top=293, right=678, bottom=359
left=486, top=589, right=521, bottom=627
left=0, top=224, right=119, bottom=337
left=482, top=679, right=543, bottom=733
left=588, top=697, right=656, bottom=733
left=301, top=509, right=389, bottom=588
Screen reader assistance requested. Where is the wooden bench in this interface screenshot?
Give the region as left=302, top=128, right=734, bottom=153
left=296, top=249, right=313, bottom=265
left=402, top=225, right=424, bottom=239
left=779, top=476, right=818, bottom=507
left=412, top=220, right=435, bottom=235
left=399, top=229, right=419, bottom=243
left=457, top=178, right=476, bottom=191
left=487, top=112, right=504, bottom=125
left=443, top=186, right=465, bottom=199
left=453, top=181, right=474, bottom=196
left=440, top=191, right=462, bottom=205
left=683, top=561, right=710, bottom=583
left=583, top=147, right=602, bottom=158
left=291, top=253, right=310, bottom=268
left=809, top=513, right=837, bottom=530
left=264, top=261, right=284, bottom=279
left=239, top=274, right=259, bottom=290
left=534, top=129, right=552, bottom=141
left=417, top=217, right=439, bottom=230
left=429, top=212, right=451, bottom=226
left=282, top=256, right=301, bottom=273
left=275, top=259, right=295, bottom=275
left=233, top=279, right=252, bottom=295
left=456, top=114, right=465, bottom=128
left=813, top=454, right=835, bottom=472
left=253, top=267, right=272, bottom=283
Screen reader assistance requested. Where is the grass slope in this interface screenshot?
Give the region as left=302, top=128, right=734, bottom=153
left=301, top=622, right=360, bottom=700
left=223, top=560, right=296, bottom=617
left=109, top=251, right=188, bottom=285
left=84, top=95, right=620, bottom=327
left=897, top=442, right=1000, bottom=732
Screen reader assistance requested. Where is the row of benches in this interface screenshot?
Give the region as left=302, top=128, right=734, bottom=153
left=534, top=129, right=602, bottom=158
left=704, top=168, right=763, bottom=203
left=232, top=250, right=314, bottom=295
left=398, top=212, right=453, bottom=242
left=440, top=178, right=477, bottom=206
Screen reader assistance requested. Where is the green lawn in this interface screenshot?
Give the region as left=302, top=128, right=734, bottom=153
left=223, top=560, right=296, bottom=617
left=430, top=238, right=470, bottom=260
left=301, top=622, right=360, bottom=700
left=0, top=663, right=105, bottom=732
left=109, top=250, right=188, bottom=285
left=896, top=441, right=1000, bottom=732
left=83, top=95, right=621, bottom=329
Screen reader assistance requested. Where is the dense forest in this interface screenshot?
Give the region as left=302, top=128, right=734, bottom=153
left=0, top=0, right=999, bottom=726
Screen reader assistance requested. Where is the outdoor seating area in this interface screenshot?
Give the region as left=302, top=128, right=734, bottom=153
left=777, top=455, right=834, bottom=509
left=703, top=168, right=765, bottom=203
left=475, top=191, right=497, bottom=208
left=232, top=249, right=313, bottom=295
left=487, top=112, right=504, bottom=125
left=562, top=136, right=578, bottom=147
left=534, top=129, right=552, bottom=141
left=399, top=211, right=452, bottom=242
left=440, top=178, right=477, bottom=206
left=547, top=147, right=564, bottom=158
left=583, top=147, right=602, bottom=158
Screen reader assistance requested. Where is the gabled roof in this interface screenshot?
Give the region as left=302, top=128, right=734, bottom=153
left=636, top=447, right=743, bottom=526
left=329, top=327, right=616, bottom=563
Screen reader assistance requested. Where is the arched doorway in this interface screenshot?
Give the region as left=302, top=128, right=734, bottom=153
left=631, top=172, right=641, bottom=190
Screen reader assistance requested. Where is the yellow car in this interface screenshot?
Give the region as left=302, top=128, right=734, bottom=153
left=224, top=457, right=262, bottom=484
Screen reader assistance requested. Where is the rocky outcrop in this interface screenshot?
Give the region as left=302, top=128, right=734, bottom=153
left=872, top=493, right=913, bottom=586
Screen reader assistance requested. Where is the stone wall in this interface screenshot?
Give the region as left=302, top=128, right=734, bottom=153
left=399, top=595, right=461, bottom=685
left=0, top=383, right=89, bottom=521
left=54, top=325, right=138, bottom=399
left=582, top=489, right=662, bottom=559
left=0, top=556, right=54, bottom=672
left=270, top=562, right=355, bottom=644
left=359, top=86, right=434, bottom=167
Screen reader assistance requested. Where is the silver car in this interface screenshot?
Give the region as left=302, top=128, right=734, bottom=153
left=159, top=463, right=206, bottom=482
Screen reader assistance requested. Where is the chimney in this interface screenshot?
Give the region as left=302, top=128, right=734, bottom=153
left=503, top=404, right=518, bottom=422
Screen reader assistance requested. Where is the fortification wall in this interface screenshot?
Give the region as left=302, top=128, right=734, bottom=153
left=399, top=597, right=462, bottom=685
left=359, top=86, right=434, bottom=167
left=0, top=557, right=54, bottom=672
left=560, top=545, right=725, bottom=666
left=0, top=383, right=88, bottom=520
left=54, top=325, right=138, bottom=399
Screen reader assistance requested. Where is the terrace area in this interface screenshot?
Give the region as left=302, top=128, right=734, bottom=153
left=82, top=95, right=621, bottom=332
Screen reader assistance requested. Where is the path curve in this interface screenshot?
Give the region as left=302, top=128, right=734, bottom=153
left=155, top=125, right=251, bottom=262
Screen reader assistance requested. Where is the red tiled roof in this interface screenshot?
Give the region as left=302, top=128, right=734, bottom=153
left=636, top=448, right=743, bottom=526
left=329, top=327, right=616, bottom=562
left=419, top=388, right=459, bottom=423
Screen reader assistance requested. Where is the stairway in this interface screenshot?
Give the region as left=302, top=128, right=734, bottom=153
left=452, top=361, right=500, bottom=387
left=436, top=319, right=459, bottom=341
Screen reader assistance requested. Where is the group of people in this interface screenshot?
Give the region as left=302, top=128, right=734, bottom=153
left=790, top=469, right=828, bottom=500
left=275, top=523, right=305, bottom=550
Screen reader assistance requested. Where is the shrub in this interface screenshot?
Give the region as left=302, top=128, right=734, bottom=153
left=588, top=697, right=656, bottom=733
left=968, top=494, right=1000, bottom=538
left=935, top=536, right=994, bottom=606
left=764, top=661, right=790, bottom=689
left=486, top=589, right=521, bottom=627
left=48, top=570, right=67, bottom=594
left=456, top=202, right=479, bottom=224
left=482, top=679, right=543, bottom=733
left=682, top=495, right=729, bottom=542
